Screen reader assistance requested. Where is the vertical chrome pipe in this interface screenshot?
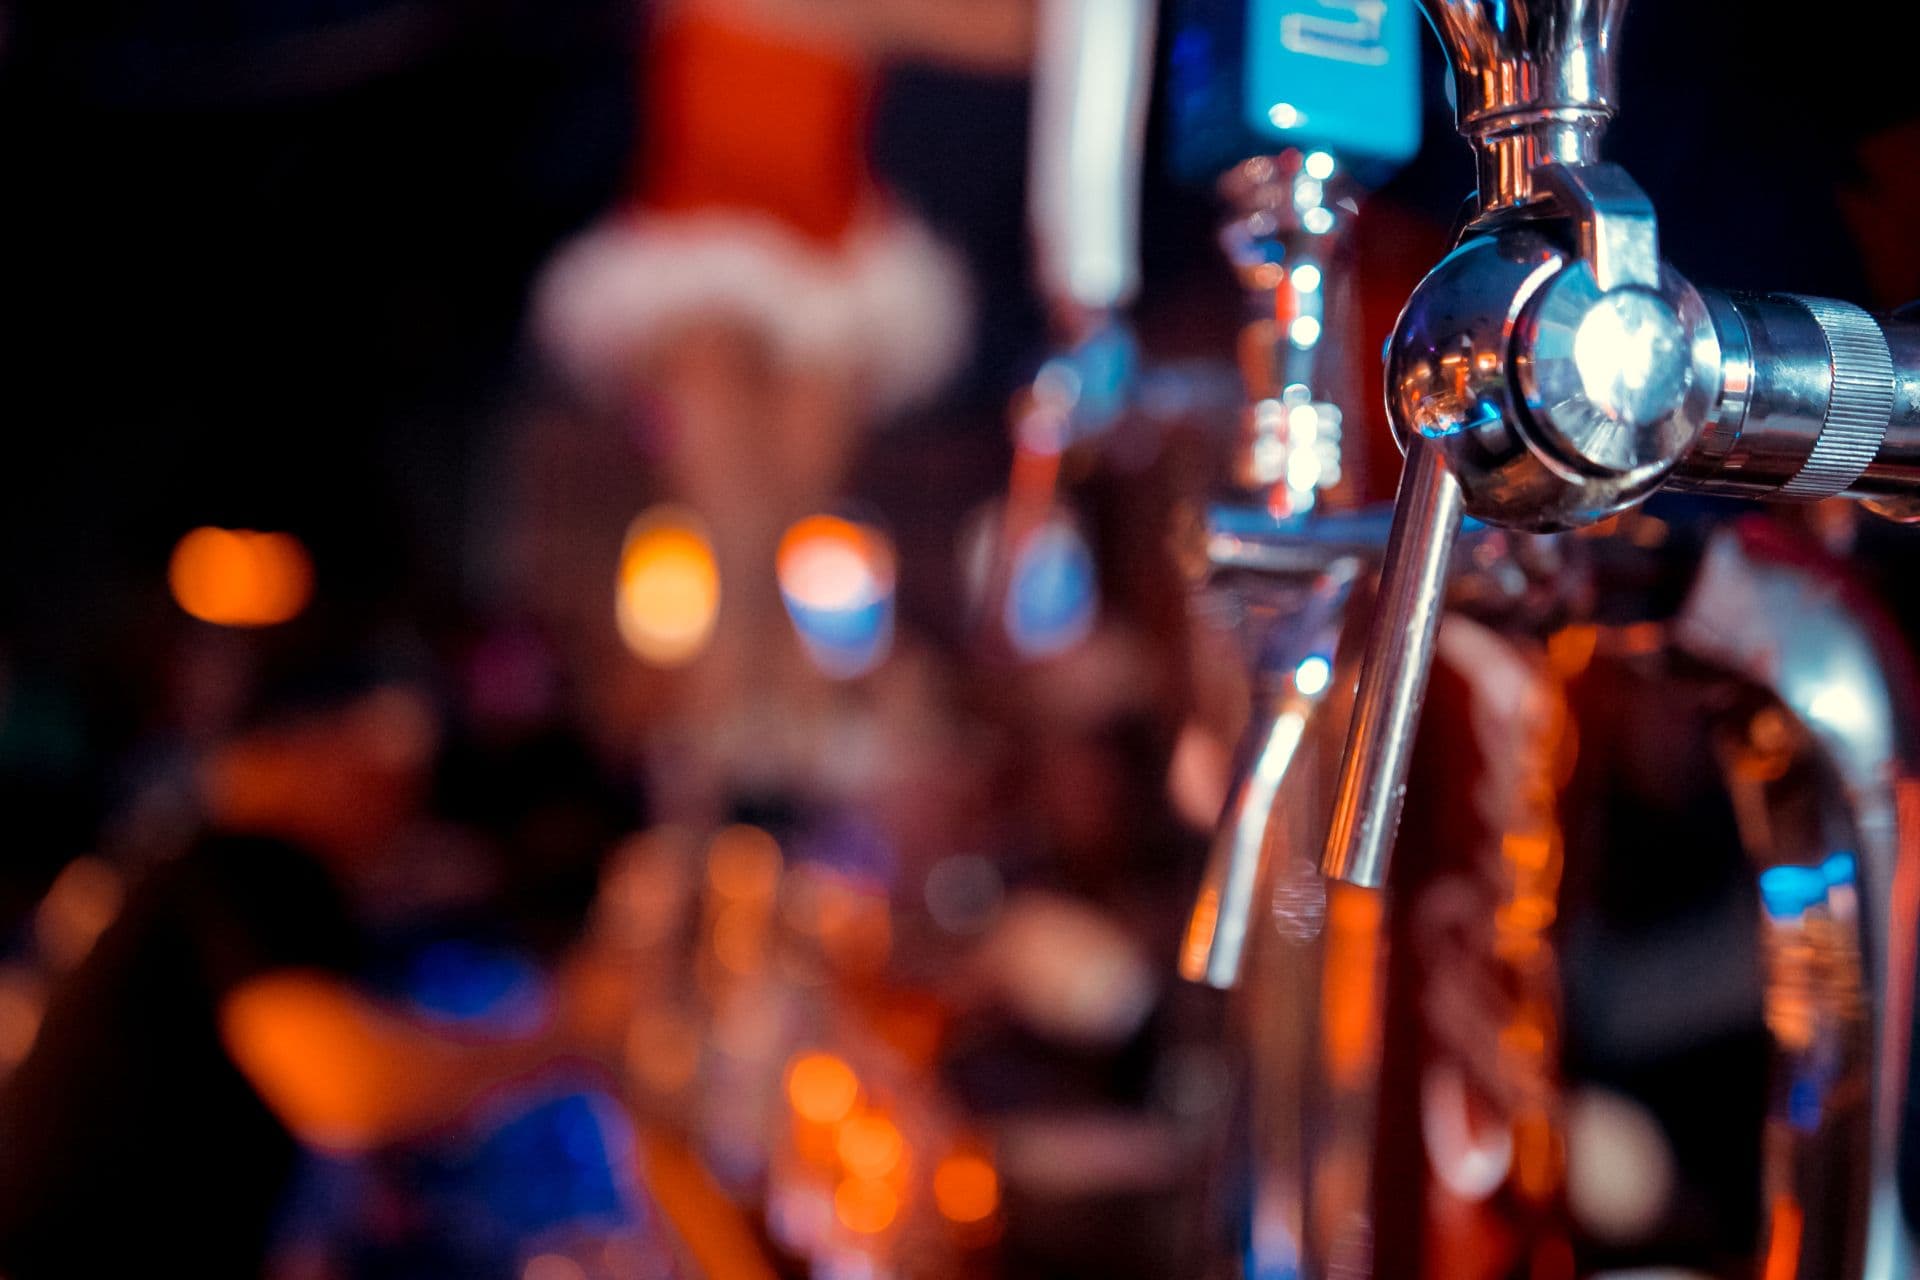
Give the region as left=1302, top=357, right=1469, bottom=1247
left=1217, top=152, right=1362, bottom=518
left=1321, top=442, right=1464, bottom=887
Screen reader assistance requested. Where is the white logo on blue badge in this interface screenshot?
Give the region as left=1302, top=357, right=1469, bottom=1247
left=1246, top=0, right=1421, bottom=166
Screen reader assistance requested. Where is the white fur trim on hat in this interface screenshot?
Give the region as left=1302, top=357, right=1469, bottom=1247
left=533, top=209, right=973, bottom=418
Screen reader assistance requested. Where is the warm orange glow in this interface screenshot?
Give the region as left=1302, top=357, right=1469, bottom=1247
left=1500, top=831, right=1554, bottom=874
left=168, top=527, right=314, bottom=628
left=835, top=1110, right=905, bottom=1180
left=833, top=1176, right=899, bottom=1235
left=1612, top=621, right=1664, bottom=656
left=777, top=515, right=895, bottom=612
left=1320, top=882, right=1384, bottom=1090
left=1762, top=1193, right=1805, bottom=1280
left=706, top=825, right=782, bottom=901
left=776, top=513, right=896, bottom=678
left=816, top=880, right=893, bottom=976
left=1512, top=1106, right=1561, bottom=1203
left=933, top=1151, right=999, bottom=1225
left=711, top=900, right=768, bottom=977
left=1892, top=780, right=1920, bottom=1115
left=637, top=1130, right=780, bottom=1280
left=786, top=1052, right=859, bottom=1126
left=33, top=856, right=124, bottom=971
left=615, top=507, right=720, bottom=667
left=1178, top=886, right=1220, bottom=983
left=1496, top=893, right=1557, bottom=935
left=0, top=968, right=44, bottom=1071
left=625, top=1009, right=702, bottom=1095
left=1499, top=1019, right=1547, bottom=1063
left=219, top=973, right=407, bottom=1153
left=1545, top=624, right=1598, bottom=678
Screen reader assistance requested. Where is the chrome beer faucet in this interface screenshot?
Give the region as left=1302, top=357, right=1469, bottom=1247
left=1179, top=151, right=1370, bottom=990
left=1322, top=1, right=1920, bottom=1273
left=1162, top=8, right=1424, bottom=1272
left=1324, top=0, right=1920, bottom=881
left=1171, top=0, right=1425, bottom=991
left=1214, top=149, right=1358, bottom=521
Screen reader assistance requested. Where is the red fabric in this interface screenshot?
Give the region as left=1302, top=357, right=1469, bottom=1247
left=637, top=10, right=875, bottom=245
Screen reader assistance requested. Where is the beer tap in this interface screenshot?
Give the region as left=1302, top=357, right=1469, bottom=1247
left=1172, top=0, right=1423, bottom=990
left=1028, top=0, right=1156, bottom=356
left=1324, top=0, right=1920, bottom=882
left=1321, top=1, right=1920, bottom=1273
left=1163, top=6, right=1428, bottom=1275
left=975, top=0, right=1156, bottom=657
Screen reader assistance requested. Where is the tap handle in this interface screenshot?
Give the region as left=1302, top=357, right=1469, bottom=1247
left=1320, top=441, right=1464, bottom=887
left=1029, top=0, right=1158, bottom=329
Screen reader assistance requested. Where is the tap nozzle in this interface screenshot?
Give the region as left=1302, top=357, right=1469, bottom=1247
left=1319, top=0, right=1721, bottom=887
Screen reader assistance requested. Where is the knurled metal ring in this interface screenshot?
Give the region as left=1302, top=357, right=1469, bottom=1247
left=1780, top=295, right=1894, bottom=499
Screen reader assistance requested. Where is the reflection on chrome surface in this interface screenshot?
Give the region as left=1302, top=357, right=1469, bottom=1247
left=1676, top=526, right=1916, bottom=1278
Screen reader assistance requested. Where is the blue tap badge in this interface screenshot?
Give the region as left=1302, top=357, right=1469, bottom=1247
left=1246, top=0, right=1420, bottom=167
left=1167, top=0, right=1419, bottom=184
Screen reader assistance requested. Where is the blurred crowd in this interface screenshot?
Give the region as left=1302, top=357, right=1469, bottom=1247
left=0, top=2, right=1232, bottom=1276
left=3, top=0, right=1920, bottom=1277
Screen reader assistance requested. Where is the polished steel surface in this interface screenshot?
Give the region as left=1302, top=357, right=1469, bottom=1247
left=1780, top=297, right=1896, bottom=497
left=1190, top=133, right=1391, bottom=1270
left=1320, top=442, right=1463, bottom=888
left=1352, top=0, right=1920, bottom=965
left=1676, top=294, right=1906, bottom=502
left=1513, top=266, right=1691, bottom=476
left=1534, top=159, right=1658, bottom=289
left=1222, top=693, right=1386, bottom=1280
left=1189, top=132, right=1401, bottom=984
left=1854, top=319, right=1920, bottom=518
left=1419, top=0, right=1626, bottom=211
left=1384, top=225, right=1715, bottom=531
left=1218, top=151, right=1361, bottom=517
left=1518, top=282, right=1687, bottom=467
left=1675, top=529, right=1916, bottom=1280
left=1470, top=121, right=1604, bottom=215
left=1028, top=0, right=1157, bottom=320
left=1421, top=0, right=1625, bottom=125
left=1183, top=562, right=1358, bottom=988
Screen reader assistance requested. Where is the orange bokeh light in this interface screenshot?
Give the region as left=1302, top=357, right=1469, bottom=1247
left=705, top=825, right=782, bottom=901
left=777, top=515, right=894, bottom=613
left=833, top=1176, right=899, bottom=1236
left=786, top=1052, right=859, bottom=1126
left=615, top=507, right=720, bottom=667
left=1762, top=1193, right=1806, bottom=1280
left=835, top=1110, right=904, bottom=1180
left=933, top=1151, right=999, bottom=1225
left=168, top=527, right=314, bottom=628
left=1320, top=882, right=1384, bottom=1090
left=710, top=900, right=769, bottom=977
